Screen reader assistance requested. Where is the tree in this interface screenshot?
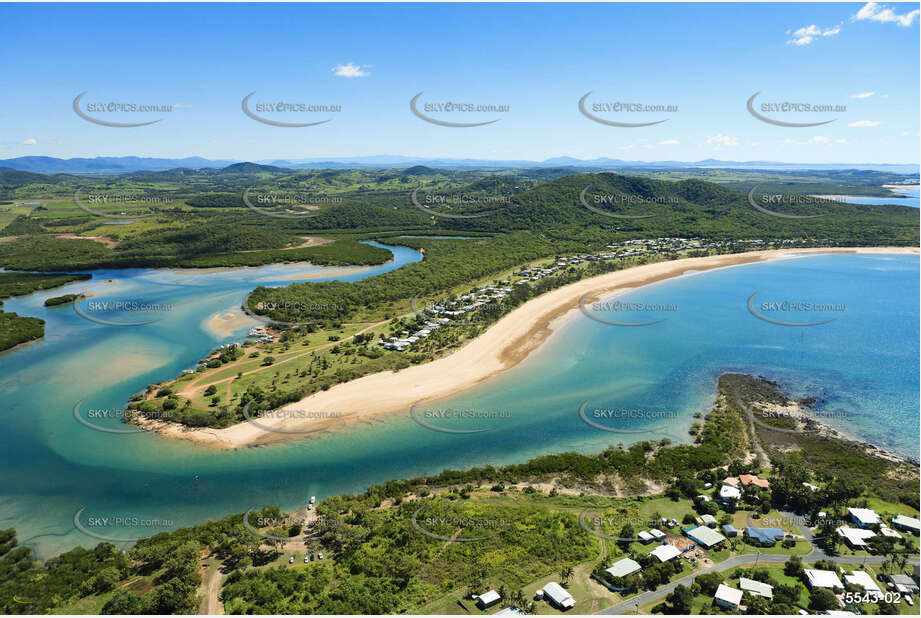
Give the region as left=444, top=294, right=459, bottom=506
left=665, top=584, right=694, bottom=614
left=808, top=588, right=839, bottom=612
left=560, top=566, right=574, bottom=586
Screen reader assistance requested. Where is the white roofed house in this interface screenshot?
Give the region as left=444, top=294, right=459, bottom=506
left=650, top=543, right=682, bottom=562
left=892, top=514, right=921, bottom=535
left=476, top=590, right=501, bottom=610
left=805, top=569, right=844, bottom=590
left=701, top=514, right=718, bottom=527
left=714, top=583, right=743, bottom=610
left=605, top=558, right=642, bottom=579
left=740, top=577, right=773, bottom=599
left=685, top=525, right=726, bottom=548
left=541, top=582, right=575, bottom=610
left=847, top=507, right=880, bottom=528
left=637, top=530, right=655, bottom=544
left=836, top=526, right=877, bottom=549
left=844, top=571, right=881, bottom=595
left=720, top=484, right=742, bottom=502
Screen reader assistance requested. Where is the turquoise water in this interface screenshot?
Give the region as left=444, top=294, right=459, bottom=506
left=820, top=187, right=920, bottom=207
left=0, top=251, right=917, bottom=559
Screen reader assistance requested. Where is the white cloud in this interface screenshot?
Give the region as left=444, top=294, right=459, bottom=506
left=331, top=62, right=371, bottom=78
left=848, top=120, right=881, bottom=127
left=835, top=138, right=847, bottom=143
left=850, top=91, right=875, bottom=99
left=808, top=136, right=831, bottom=144
left=657, top=139, right=679, bottom=145
left=621, top=144, right=635, bottom=151
left=706, top=134, right=739, bottom=147
left=783, top=138, right=797, bottom=144
left=787, top=23, right=841, bottom=45
left=22, top=138, right=37, bottom=145
left=853, top=2, right=920, bottom=27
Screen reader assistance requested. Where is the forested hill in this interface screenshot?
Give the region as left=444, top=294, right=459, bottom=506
left=451, top=172, right=920, bottom=245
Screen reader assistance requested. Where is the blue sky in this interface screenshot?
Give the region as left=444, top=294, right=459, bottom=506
left=1, top=2, right=918, bottom=163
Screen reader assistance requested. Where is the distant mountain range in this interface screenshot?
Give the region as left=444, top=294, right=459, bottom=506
left=1, top=155, right=917, bottom=175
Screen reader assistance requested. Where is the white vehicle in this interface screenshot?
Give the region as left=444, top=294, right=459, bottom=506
left=309, top=496, right=316, bottom=505
left=288, top=556, right=294, bottom=564
left=317, top=552, right=323, bottom=560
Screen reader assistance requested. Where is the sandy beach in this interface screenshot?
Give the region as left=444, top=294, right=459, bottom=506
left=206, top=311, right=258, bottom=337
left=140, top=246, right=919, bottom=449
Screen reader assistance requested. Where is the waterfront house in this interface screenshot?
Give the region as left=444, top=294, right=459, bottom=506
left=714, top=584, right=743, bottom=610
left=542, top=582, right=575, bottom=610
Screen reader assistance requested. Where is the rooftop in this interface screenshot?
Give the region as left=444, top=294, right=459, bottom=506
left=605, top=558, right=642, bottom=579
left=740, top=577, right=773, bottom=599
left=805, top=569, right=844, bottom=589
left=714, top=584, right=743, bottom=607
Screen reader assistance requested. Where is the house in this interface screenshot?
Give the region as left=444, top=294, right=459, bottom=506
left=697, top=494, right=712, bottom=503
left=745, top=527, right=786, bottom=546
left=542, top=582, right=575, bottom=610
left=649, top=529, right=666, bottom=541
left=848, top=507, right=880, bottom=528
left=638, top=530, right=655, bottom=544
left=720, top=484, right=742, bottom=502
left=476, top=590, right=501, bottom=610
left=888, top=574, right=920, bottom=595
left=723, top=477, right=740, bottom=487
left=714, top=584, right=743, bottom=609
left=844, top=571, right=881, bottom=594
left=879, top=526, right=903, bottom=540
left=686, top=525, right=726, bottom=548
left=650, top=543, right=682, bottom=562
left=805, top=569, right=844, bottom=590
left=739, top=474, right=771, bottom=489
left=836, top=526, right=877, bottom=549
left=740, top=577, right=774, bottom=599
left=892, top=514, right=921, bottom=535
left=605, top=558, right=642, bottom=579
left=722, top=524, right=738, bottom=537
left=701, top=514, right=718, bottom=527
left=493, top=607, right=525, bottom=616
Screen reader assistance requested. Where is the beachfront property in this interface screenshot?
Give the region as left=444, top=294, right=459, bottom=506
left=649, top=543, right=682, bottom=562
left=844, top=571, right=882, bottom=595
left=605, top=558, right=642, bottom=579
left=847, top=507, right=880, bottom=528
left=714, top=583, right=743, bottom=610
left=805, top=569, right=844, bottom=591
left=685, top=525, right=726, bottom=548
left=892, top=514, right=921, bottom=535
left=541, top=582, right=575, bottom=610
left=744, top=526, right=786, bottom=546
left=836, top=526, right=877, bottom=549
left=739, top=577, right=774, bottom=599
left=476, top=590, right=501, bottom=609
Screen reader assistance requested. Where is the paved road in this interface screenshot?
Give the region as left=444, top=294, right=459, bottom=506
left=596, top=551, right=920, bottom=615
